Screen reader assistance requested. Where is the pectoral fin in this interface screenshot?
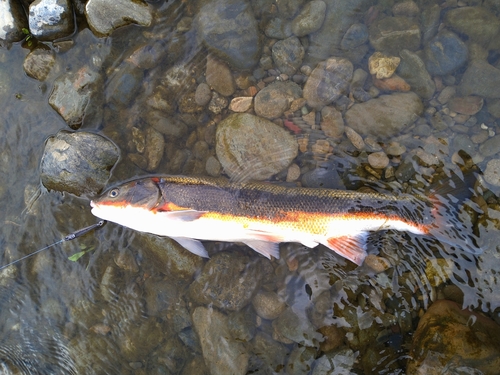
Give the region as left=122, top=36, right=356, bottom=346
left=321, top=233, right=368, bottom=266
left=171, top=237, right=209, bottom=258
left=243, top=240, right=280, bottom=259
left=158, top=210, right=207, bottom=221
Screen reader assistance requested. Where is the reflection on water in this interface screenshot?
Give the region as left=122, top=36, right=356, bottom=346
left=1, top=0, right=500, bottom=374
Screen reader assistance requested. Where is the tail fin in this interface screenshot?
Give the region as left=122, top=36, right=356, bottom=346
left=426, top=169, right=483, bottom=255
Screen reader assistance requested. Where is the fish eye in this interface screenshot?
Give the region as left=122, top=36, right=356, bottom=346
left=108, top=188, right=119, bottom=198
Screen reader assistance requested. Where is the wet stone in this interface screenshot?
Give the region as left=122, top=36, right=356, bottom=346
left=273, top=307, right=322, bottom=347
left=85, top=0, right=152, bottom=36
left=369, top=16, right=421, bottom=55
left=479, top=134, right=500, bottom=157
left=195, top=0, right=260, bottom=70
left=437, top=86, right=456, bottom=105
left=194, top=83, right=212, bottom=107
left=229, top=96, right=253, bottom=112
left=407, top=300, right=500, bottom=374
left=254, top=80, right=302, bottom=119
left=448, top=96, right=484, bottom=116
left=484, top=159, right=500, bottom=186
left=311, top=349, right=356, bottom=375
left=272, top=36, right=304, bottom=75
left=421, top=4, right=440, bottom=44
left=341, top=23, right=368, bottom=50
left=368, top=52, right=400, bottom=79
left=206, top=55, right=235, bottom=97
left=286, top=346, right=317, bottom=375
left=345, top=126, right=365, bottom=150
left=392, top=1, right=419, bottom=17
left=40, top=131, right=119, bottom=196
left=396, top=49, right=435, bottom=100
left=320, top=106, right=344, bottom=139
left=385, top=142, right=406, bottom=156
left=372, top=74, right=410, bottom=93
left=29, top=0, right=73, bottom=41
left=189, top=251, right=264, bottom=311
left=424, top=31, right=468, bottom=76
left=0, top=0, right=28, bottom=45
left=264, top=17, right=292, bottom=39
left=460, top=59, right=500, bottom=99
left=205, top=155, right=222, bottom=177
left=252, top=290, right=286, bottom=320
left=291, top=0, right=326, bottom=37
left=23, top=46, right=56, bottom=81
left=192, top=306, right=249, bottom=375
left=145, top=111, right=188, bottom=139
left=303, top=57, right=353, bottom=109
left=367, top=151, right=389, bottom=169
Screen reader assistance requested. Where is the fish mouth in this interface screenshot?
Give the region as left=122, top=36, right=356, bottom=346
left=90, top=201, right=96, bottom=208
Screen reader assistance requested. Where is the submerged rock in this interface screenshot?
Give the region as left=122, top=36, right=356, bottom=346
left=369, top=16, right=421, bottom=55
left=0, top=0, right=28, bottom=45
left=85, top=0, right=152, bottom=36
left=23, top=46, right=56, bottom=81
left=254, top=81, right=302, bottom=119
left=460, top=60, right=500, bottom=99
left=424, top=31, right=468, bottom=76
left=344, top=92, right=423, bottom=138
left=40, top=131, right=119, bottom=196
left=407, top=299, right=500, bottom=375
left=216, top=113, right=298, bottom=180
left=291, top=0, right=326, bottom=37
left=397, top=49, right=435, bottom=100
left=272, top=36, right=305, bottom=75
left=29, top=0, right=73, bottom=41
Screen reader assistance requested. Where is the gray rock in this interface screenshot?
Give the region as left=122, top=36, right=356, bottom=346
left=368, top=151, right=389, bottom=169
left=273, top=307, right=323, bottom=347
left=0, top=0, right=28, bottom=45
left=145, top=111, right=188, bottom=138
left=286, top=346, right=317, bottom=375
left=397, top=49, right=435, bottom=100
left=451, top=134, right=476, bottom=156
left=303, top=57, right=353, bottom=109
left=206, top=55, right=235, bottom=97
left=444, top=6, right=500, bottom=49
left=320, top=106, right=344, bottom=138
left=487, top=98, right=500, bottom=118
left=392, top=1, right=419, bottom=17
left=424, top=31, right=468, bottom=76
left=216, top=113, right=298, bottom=180
left=311, top=349, right=357, bottom=375
left=195, top=0, right=260, bottom=70
left=49, top=66, right=103, bottom=129
left=345, top=92, right=423, bottom=138
left=479, top=134, right=500, bottom=157
left=105, top=63, right=144, bottom=109
left=29, top=0, right=73, bottom=41
left=276, top=0, right=305, bottom=19
left=252, top=291, right=286, bottom=320
left=195, top=83, right=212, bottom=106
left=85, top=0, right=152, bottom=36
left=272, top=36, right=305, bottom=75
left=264, top=17, right=292, bottom=39
left=421, top=4, right=440, bottom=44
left=254, top=81, right=302, bottom=119
left=23, top=46, right=55, bottom=81
left=369, top=16, right=421, bottom=55
left=307, top=0, right=371, bottom=64
left=252, top=332, right=289, bottom=373
left=460, top=60, right=500, bottom=99
left=291, top=0, right=326, bottom=37
left=484, top=159, right=500, bottom=186
left=192, top=306, right=249, bottom=375
left=189, top=251, right=264, bottom=311
left=340, top=23, right=369, bottom=50
left=40, top=131, right=119, bottom=196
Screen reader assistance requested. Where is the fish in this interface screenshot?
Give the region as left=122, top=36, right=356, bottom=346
left=90, top=175, right=481, bottom=265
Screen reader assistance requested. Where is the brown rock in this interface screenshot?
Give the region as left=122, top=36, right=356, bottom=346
left=448, top=96, right=484, bottom=115
left=320, top=106, right=344, bottom=139
left=372, top=74, right=410, bottom=92
left=206, top=55, right=236, bottom=96
left=407, top=300, right=500, bottom=375
left=229, top=97, right=253, bottom=112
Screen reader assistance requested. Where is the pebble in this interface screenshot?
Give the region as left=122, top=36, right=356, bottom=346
left=194, top=82, right=212, bottom=106
left=254, top=81, right=302, bottom=119
left=206, top=55, right=236, bottom=97
left=23, top=47, right=56, bottom=81
left=484, top=159, right=500, bottom=186
left=345, top=126, right=365, bottom=150
left=437, top=86, right=456, bottom=105
left=479, top=134, right=500, bottom=157
left=369, top=16, right=421, bottom=55
left=340, top=23, right=369, bottom=50
left=424, top=30, right=468, bottom=76
left=368, top=52, right=400, bottom=79
left=207, top=91, right=228, bottom=114
left=385, top=142, right=406, bottom=156
left=448, top=96, right=484, bottom=116
left=286, top=163, right=301, bottom=182
left=271, top=36, right=305, bottom=75
left=397, top=49, right=435, bottom=100
left=368, top=151, right=389, bottom=169
left=229, top=96, right=253, bottom=112
left=372, top=74, right=410, bottom=92
left=291, top=0, right=327, bottom=37
left=320, top=106, right=344, bottom=138
left=364, top=255, right=391, bottom=273
left=252, top=291, right=287, bottom=320
left=392, top=1, right=419, bottom=17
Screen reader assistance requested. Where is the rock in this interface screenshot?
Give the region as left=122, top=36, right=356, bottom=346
left=189, top=251, right=264, bottom=311
left=320, top=106, right=344, bottom=138
left=229, top=96, right=253, bottom=112
left=460, top=60, right=500, bottom=99
left=368, top=151, right=389, bottom=169
left=0, top=0, right=28, bottom=45
left=484, top=159, right=500, bottom=186
left=407, top=300, right=500, bottom=375
left=421, top=4, right=440, bottom=44
left=275, top=0, right=306, bottom=19
left=368, top=52, right=400, bottom=79
left=487, top=98, right=500, bottom=118
left=216, top=113, right=298, bottom=180
left=437, top=86, right=456, bottom=105
left=145, top=111, right=188, bottom=138
left=340, top=23, right=368, bottom=50
left=205, top=155, right=222, bottom=176
left=195, top=83, right=212, bottom=106
left=311, top=349, right=357, bottom=375
left=444, top=6, right=500, bottom=49
left=448, top=96, right=483, bottom=116
left=254, top=81, right=302, bottom=119
left=272, top=36, right=305, bottom=75
left=273, top=307, right=323, bottom=347
left=252, top=332, right=289, bottom=373
left=195, top=0, right=260, bottom=70
left=29, top=0, right=73, bottom=41
left=372, top=74, right=410, bottom=92
left=206, top=55, right=235, bottom=97
left=40, top=131, right=119, bottom=196
left=385, top=142, right=406, bottom=156
left=143, top=127, right=164, bottom=171
left=23, top=46, right=56, bottom=81
left=48, top=66, right=102, bottom=129
left=252, top=291, right=286, bottom=320
left=286, top=163, right=301, bottom=182
left=291, top=0, right=326, bottom=37
left=307, top=0, right=371, bottom=64
left=117, top=317, right=165, bottom=362
left=265, top=17, right=292, bottom=39
left=345, top=126, right=365, bottom=150
left=303, top=57, right=353, bottom=109
left=192, top=306, right=249, bottom=375
left=396, top=49, right=435, bottom=100
left=85, top=0, right=152, bottom=36
left=208, top=91, right=229, bottom=114
left=424, top=31, right=468, bottom=76
left=345, top=92, right=423, bottom=138
left=392, top=1, right=419, bottom=17
left=369, top=16, right=421, bottom=55
left=105, top=63, right=144, bottom=110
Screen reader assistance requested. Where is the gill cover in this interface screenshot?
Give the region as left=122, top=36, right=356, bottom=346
left=96, top=178, right=162, bottom=209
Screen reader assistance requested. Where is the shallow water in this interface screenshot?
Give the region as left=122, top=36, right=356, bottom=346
left=1, top=0, right=500, bottom=374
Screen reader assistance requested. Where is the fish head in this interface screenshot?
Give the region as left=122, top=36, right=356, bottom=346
left=90, top=178, right=162, bottom=227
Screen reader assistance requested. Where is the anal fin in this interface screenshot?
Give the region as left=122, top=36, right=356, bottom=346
left=243, top=240, right=280, bottom=259
left=171, top=237, right=209, bottom=258
left=321, top=233, right=368, bottom=266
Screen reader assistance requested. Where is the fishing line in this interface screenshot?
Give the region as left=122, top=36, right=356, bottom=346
left=0, top=220, right=106, bottom=271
